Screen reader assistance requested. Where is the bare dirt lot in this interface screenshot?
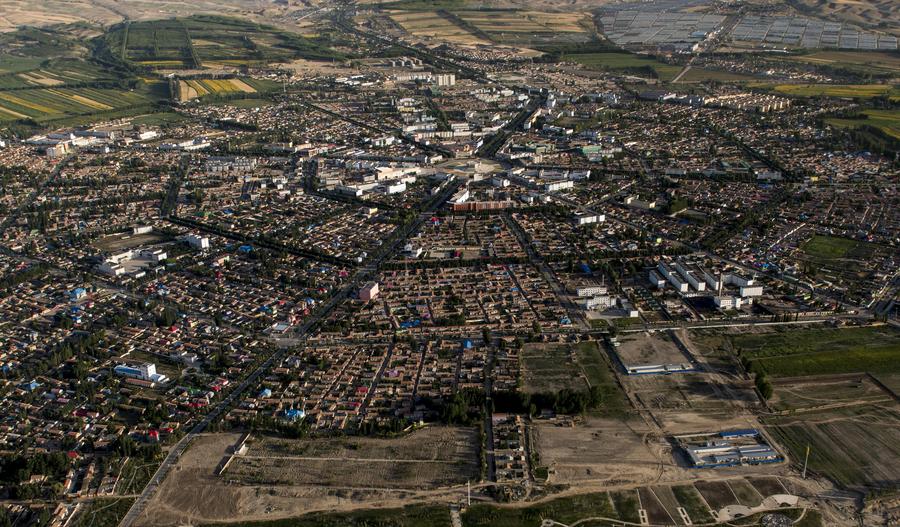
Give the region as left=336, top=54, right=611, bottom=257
left=135, top=428, right=479, bottom=527
left=534, top=417, right=667, bottom=486
left=615, top=332, right=689, bottom=367
left=227, top=428, right=479, bottom=490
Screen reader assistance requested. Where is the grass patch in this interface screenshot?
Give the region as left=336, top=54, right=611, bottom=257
left=463, top=492, right=617, bottom=526
left=678, top=67, right=757, bottom=82
left=610, top=490, right=640, bottom=523
left=574, top=341, right=627, bottom=416
left=200, top=505, right=451, bottom=527
left=115, top=458, right=158, bottom=495
left=70, top=498, right=135, bottom=527
left=802, top=234, right=869, bottom=260
left=672, top=485, right=714, bottom=523
left=563, top=52, right=682, bottom=81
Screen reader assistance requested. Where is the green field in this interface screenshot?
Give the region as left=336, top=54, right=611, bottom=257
left=730, top=325, right=900, bottom=377
left=563, top=52, right=682, bottom=81
left=103, top=15, right=343, bottom=70
left=672, top=485, right=714, bottom=523
left=678, top=67, right=758, bottom=83
left=0, top=55, right=46, bottom=75
left=802, top=234, right=872, bottom=261
left=764, top=83, right=900, bottom=100
left=775, top=51, right=900, bottom=76
left=0, top=59, right=118, bottom=90
left=575, top=341, right=627, bottom=416
left=826, top=109, right=900, bottom=140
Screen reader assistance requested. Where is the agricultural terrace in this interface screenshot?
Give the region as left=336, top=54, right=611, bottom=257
left=0, top=60, right=117, bottom=90
left=722, top=325, right=900, bottom=377
left=104, top=15, right=342, bottom=70
left=563, top=52, right=682, bottom=81
left=0, top=84, right=163, bottom=122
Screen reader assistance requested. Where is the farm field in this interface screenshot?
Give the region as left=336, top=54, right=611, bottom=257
left=776, top=51, right=900, bottom=76
left=0, top=84, right=162, bottom=122
left=771, top=374, right=892, bottom=412
left=463, top=491, right=618, bottom=527
left=575, top=341, right=628, bottom=416
left=455, top=10, right=594, bottom=48
left=0, top=59, right=117, bottom=90
left=460, top=478, right=800, bottom=527
left=194, top=505, right=453, bottom=527
left=766, top=403, right=900, bottom=489
left=0, top=55, right=45, bottom=75
left=766, top=83, right=900, bottom=100
left=726, top=325, right=900, bottom=377
left=563, top=52, right=682, bottom=81
left=671, top=485, right=715, bottom=523
left=175, top=78, right=264, bottom=101
left=520, top=343, right=589, bottom=394
left=677, top=67, right=758, bottom=83
left=826, top=109, right=900, bottom=141
left=103, top=15, right=342, bottom=71
left=518, top=341, right=625, bottom=416
left=798, top=234, right=896, bottom=294
left=388, top=10, right=488, bottom=45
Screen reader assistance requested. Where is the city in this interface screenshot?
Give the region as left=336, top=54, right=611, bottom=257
left=0, top=0, right=898, bottom=526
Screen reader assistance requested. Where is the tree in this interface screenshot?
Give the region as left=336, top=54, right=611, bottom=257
left=755, top=372, right=773, bottom=400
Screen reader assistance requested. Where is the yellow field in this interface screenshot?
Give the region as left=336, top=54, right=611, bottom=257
left=0, top=92, right=53, bottom=113
left=177, top=78, right=258, bottom=101
left=47, top=90, right=112, bottom=110
left=17, top=71, right=64, bottom=86
left=0, top=105, right=28, bottom=119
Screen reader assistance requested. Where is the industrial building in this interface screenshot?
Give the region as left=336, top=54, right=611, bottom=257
left=680, top=430, right=782, bottom=468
